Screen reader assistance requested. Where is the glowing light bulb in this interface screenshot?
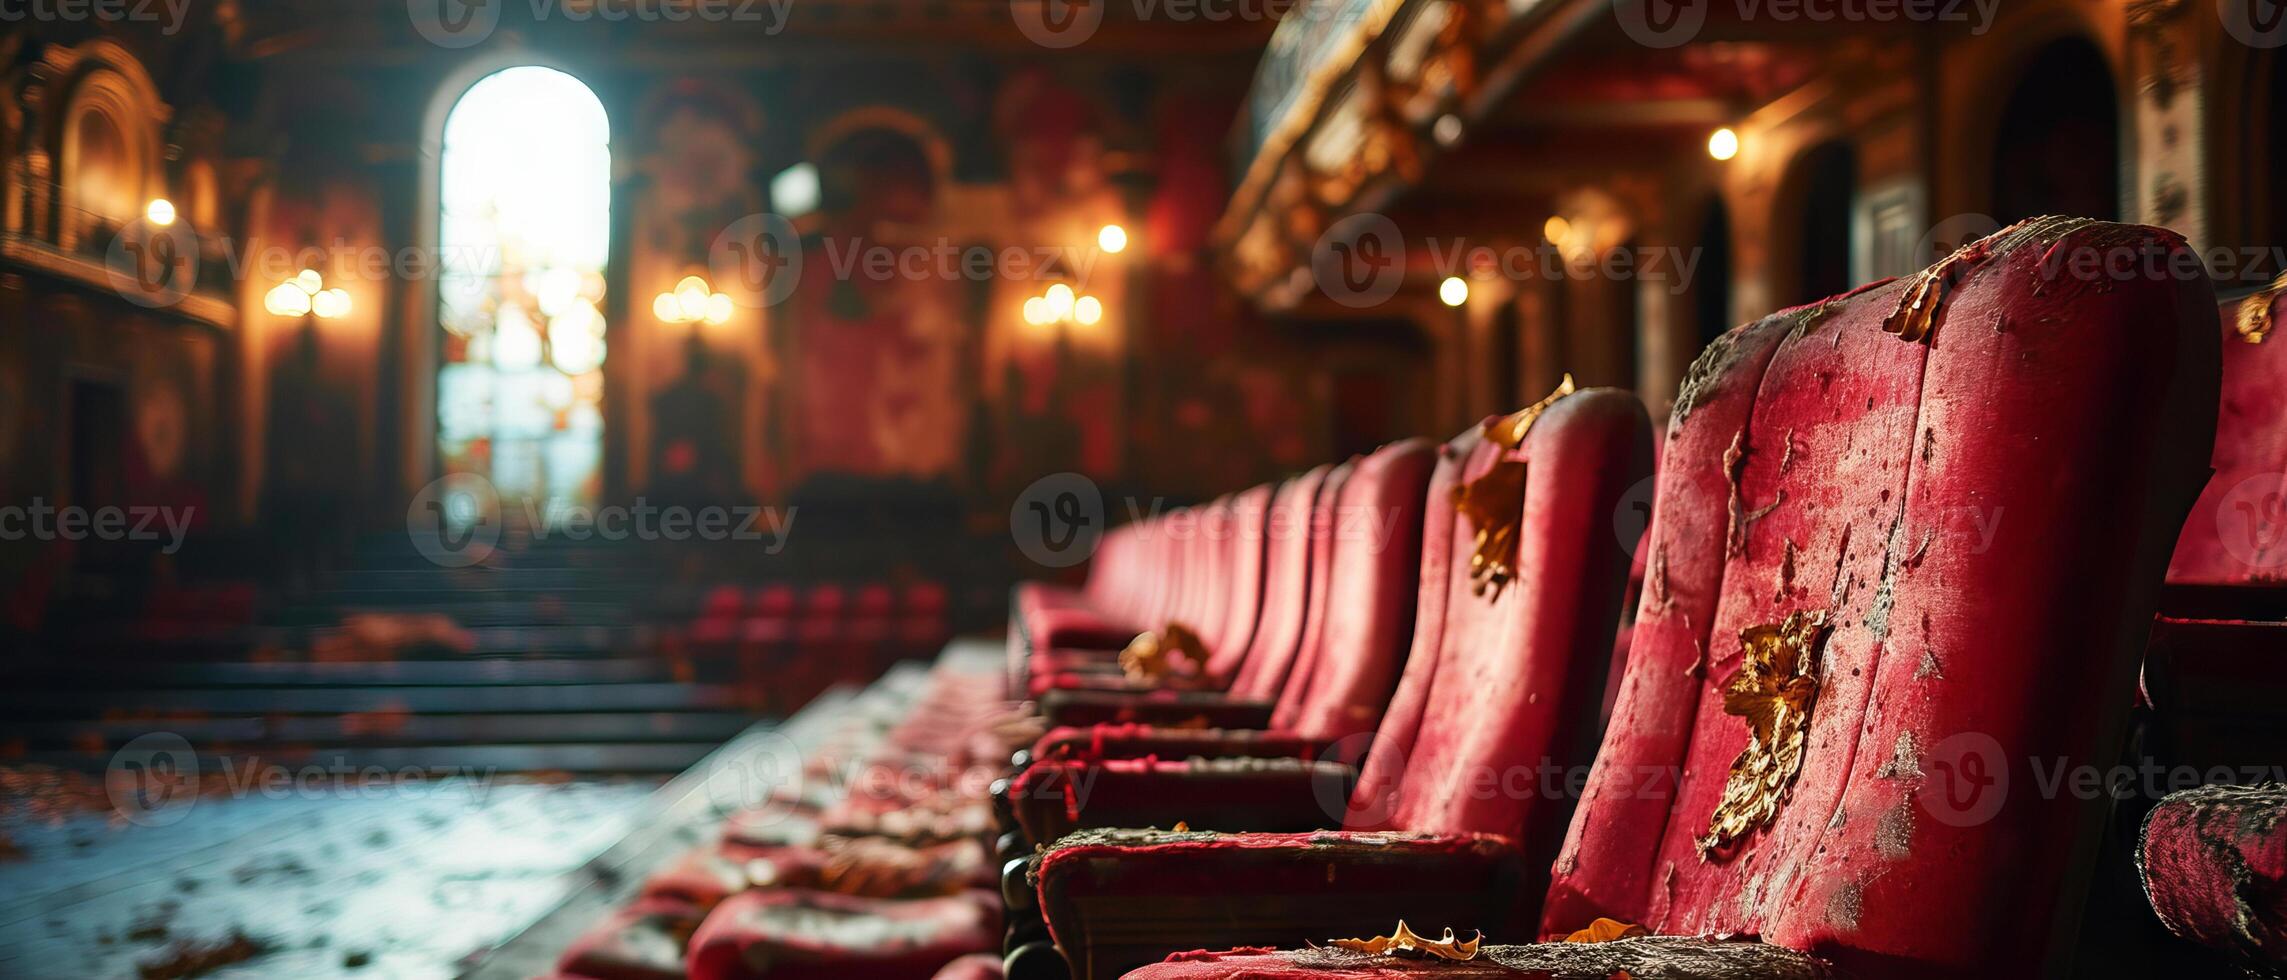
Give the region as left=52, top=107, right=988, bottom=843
left=294, top=269, right=323, bottom=294
left=264, top=282, right=311, bottom=317
left=1046, top=283, right=1075, bottom=320
left=1544, top=216, right=1571, bottom=244
left=1708, top=127, right=1740, bottom=161
left=1439, top=276, right=1470, bottom=308
left=653, top=293, right=682, bottom=323
left=1023, top=296, right=1050, bottom=326
left=1074, top=295, right=1103, bottom=326
left=1097, top=224, right=1128, bottom=254
left=704, top=293, right=734, bottom=325
left=145, top=199, right=176, bottom=226
left=675, top=276, right=710, bottom=320
left=311, top=287, right=351, bottom=319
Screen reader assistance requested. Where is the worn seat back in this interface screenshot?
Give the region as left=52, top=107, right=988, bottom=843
left=1344, top=390, right=1650, bottom=864
left=1542, top=218, right=2220, bottom=978
left=1261, top=439, right=1435, bottom=746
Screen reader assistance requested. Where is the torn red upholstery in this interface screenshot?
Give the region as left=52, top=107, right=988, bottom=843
left=1034, top=390, right=1652, bottom=979
left=2138, top=782, right=2287, bottom=967
left=1536, top=218, right=2218, bottom=978
left=684, top=889, right=1003, bottom=980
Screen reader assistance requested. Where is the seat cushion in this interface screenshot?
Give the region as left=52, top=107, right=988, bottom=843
left=1542, top=218, right=2220, bottom=977
left=1124, top=937, right=1833, bottom=980
left=555, top=897, right=707, bottom=980
left=2139, top=782, right=2287, bottom=965
left=685, top=889, right=1001, bottom=980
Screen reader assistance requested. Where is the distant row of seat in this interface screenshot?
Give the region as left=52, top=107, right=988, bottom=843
left=543, top=218, right=2285, bottom=978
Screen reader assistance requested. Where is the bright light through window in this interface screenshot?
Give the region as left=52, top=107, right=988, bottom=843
left=436, top=66, right=611, bottom=513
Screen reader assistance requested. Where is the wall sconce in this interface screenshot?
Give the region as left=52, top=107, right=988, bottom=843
left=653, top=274, right=733, bottom=326
left=1023, top=281, right=1104, bottom=329
left=265, top=268, right=350, bottom=321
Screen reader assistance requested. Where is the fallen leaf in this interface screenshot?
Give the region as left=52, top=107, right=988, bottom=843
left=1564, top=918, right=1649, bottom=943
left=2238, top=270, right=2287, bottom=343
left=1455, top=375, right=1576, bottom=600
left=1119, top=623, right=1210, bottom=687
left=1323, top=920, right=1482, bottom=961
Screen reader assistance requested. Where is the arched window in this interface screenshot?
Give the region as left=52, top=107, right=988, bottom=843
left=1991, top=38, right=2118, bottom=225
left=435, top=66, right=611, bottom=512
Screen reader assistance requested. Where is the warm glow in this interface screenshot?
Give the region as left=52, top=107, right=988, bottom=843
left=1023, top=296, right=1050, bottom=326
left=264, top=282, right=312, bottom=317
left=675, top=276, right=711, bottom=320
left=1045, top=283, right=1076, bottom=320
left=1708, top=127, right=1740, bottom=161
left=144, top=198, right=176, bottom=226
left=1074, top=295, right=1103, bottom=326
left=295, top=268, right=324, bottom=295
left=1439, top=276, right=1470, bottom=308
left=1543, top=216, right=1571, bottom=243
left=312, top=287, right=352, bottom=319
left=1097, top=224, right=1128, bottom=254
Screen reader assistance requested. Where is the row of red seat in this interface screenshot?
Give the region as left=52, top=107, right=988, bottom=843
left=542, top=218, right=2282, bottom=978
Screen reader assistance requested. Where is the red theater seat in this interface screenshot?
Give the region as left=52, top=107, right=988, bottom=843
left=1029, top=389, right=1651, bottom=978
left=2138, top=782, right=2287, bottom=967
left=1012, top=438, right=1445, bottom=842
left=684, top=889, right=1003, bottom=980
left=554, top=897, right=708, bottom=980
left=1113, top=218, right=2218, bottom=980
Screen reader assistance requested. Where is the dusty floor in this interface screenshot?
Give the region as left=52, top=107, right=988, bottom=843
left=0, top=778, right=660, bottom=979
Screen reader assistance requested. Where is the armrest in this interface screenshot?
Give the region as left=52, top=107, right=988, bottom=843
left=1032, top=829, right=1525, bottom=980
left=1032, top=724, right=1330, bottom=765
left=2139, top=783, right=2287, bottom=964
left=1040, top=689, right=1273, bottom=729
left=1010, top=757, right=1354, bottom=843
left=1128, top=938, right=1835, bottom=980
